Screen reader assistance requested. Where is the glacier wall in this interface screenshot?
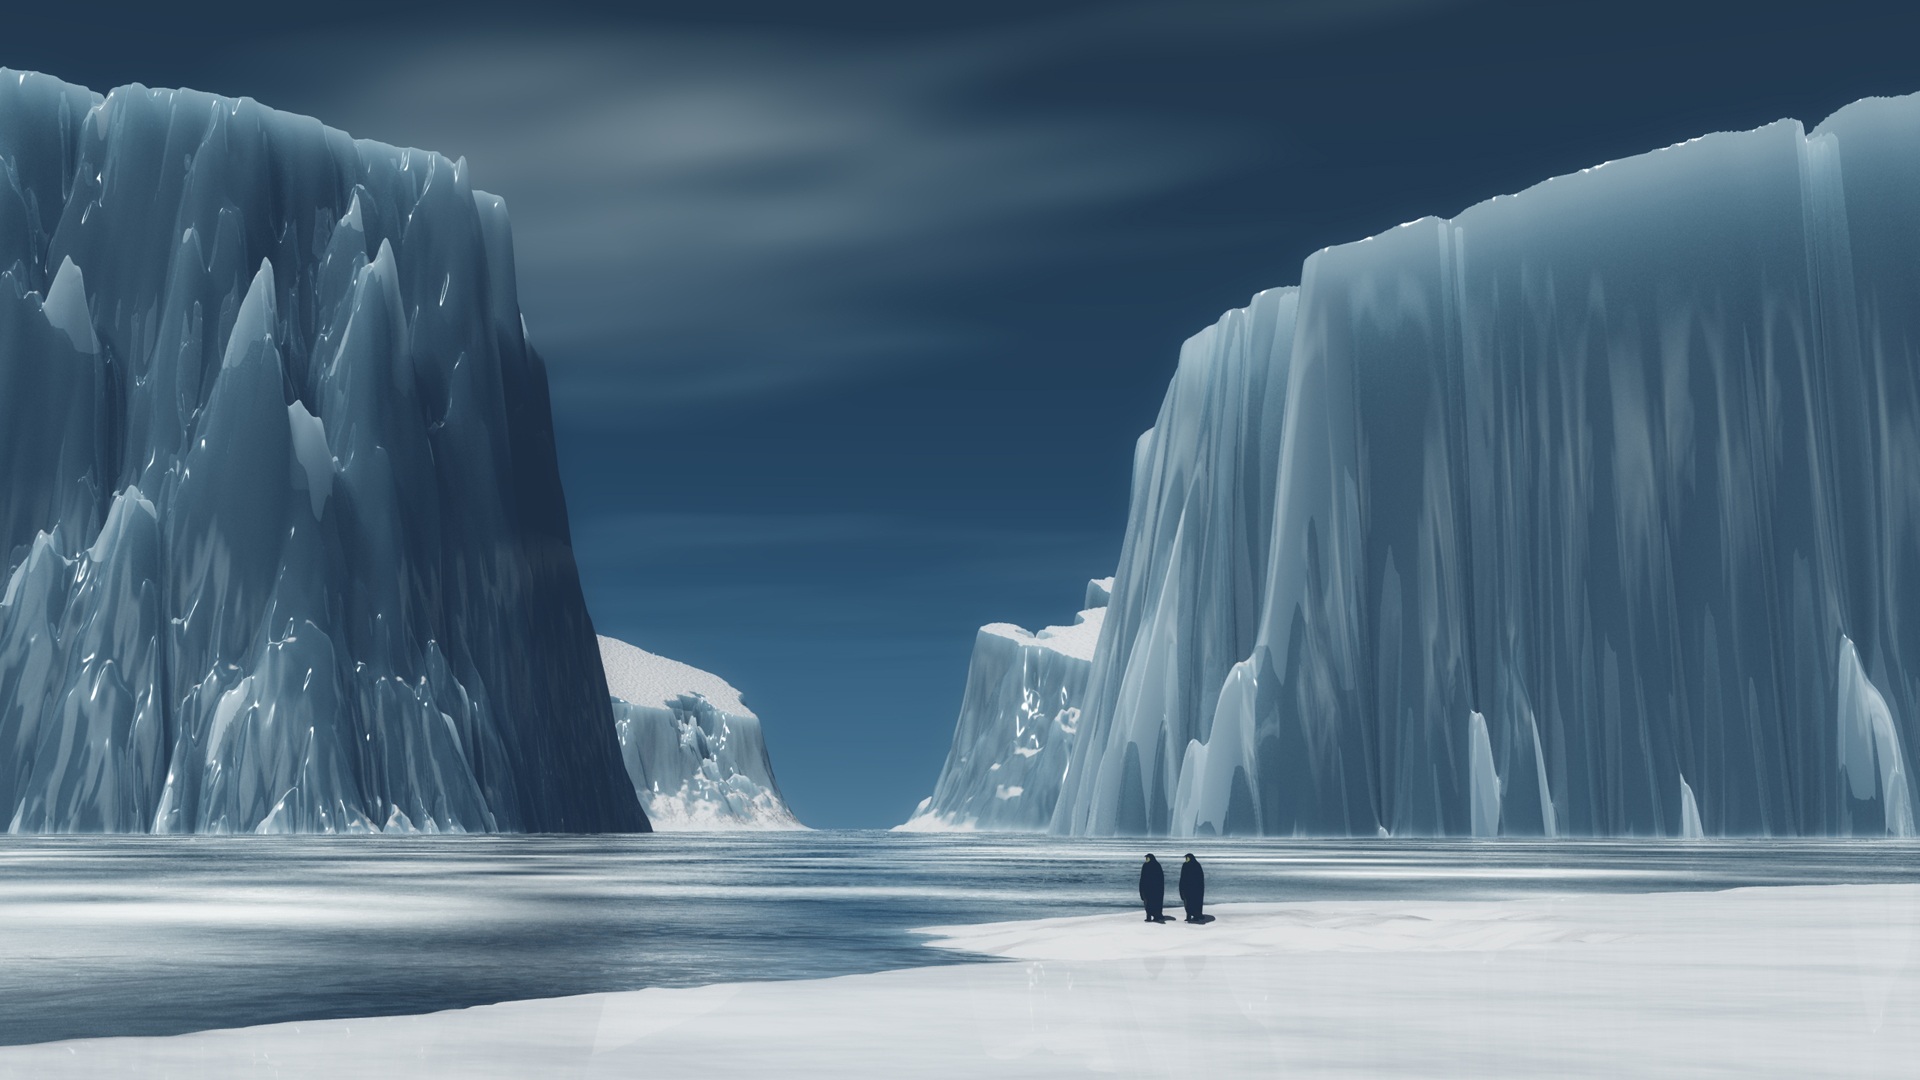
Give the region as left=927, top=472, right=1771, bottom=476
left=599, top=635, right=799, bottom=829
left=900, top=582, right=1109, bottom=831
left=1054, top=93, right=1920, bottom=837
left=0, top=71, right=646, bottom=833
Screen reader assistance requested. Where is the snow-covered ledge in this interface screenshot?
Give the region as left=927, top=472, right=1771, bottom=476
left=599, top=636, right=801, bottom=830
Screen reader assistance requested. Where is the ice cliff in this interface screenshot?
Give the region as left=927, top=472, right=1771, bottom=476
left=1050, top=93, right=1920, bottom=837
left=900, top=580, right=1110, bottom=831
left=0, top=71, right=646, bottom=832
left=599, top=635, right=798, bottom=829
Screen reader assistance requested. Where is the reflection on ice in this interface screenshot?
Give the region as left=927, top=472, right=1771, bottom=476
left=0, top=832, right=1915, bottom=1046
left=5, top=884, right=1917, bottom=1077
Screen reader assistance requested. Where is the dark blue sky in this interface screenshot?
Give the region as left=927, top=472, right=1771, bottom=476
left=10, top=1, right=1920, bottom=826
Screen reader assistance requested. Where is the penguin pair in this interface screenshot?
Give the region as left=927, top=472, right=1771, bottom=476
left=1139, top=853, right=1205, bottom=922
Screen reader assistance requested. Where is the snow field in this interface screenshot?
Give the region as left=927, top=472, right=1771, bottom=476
left=4, top=884, right=1914, bottom=1077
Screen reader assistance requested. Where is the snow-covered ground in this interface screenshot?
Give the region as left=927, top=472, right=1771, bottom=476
left=5, top=884, right=1915, bottom=1077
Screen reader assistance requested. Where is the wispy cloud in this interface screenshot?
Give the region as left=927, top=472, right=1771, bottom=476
left=238, top=2, right=1460, bottom=415
left=257, top=30, right=1228, bottom=411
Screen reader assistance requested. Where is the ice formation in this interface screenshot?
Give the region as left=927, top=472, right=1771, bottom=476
left=599, top=635, right=798, bottom=829
left=900, top=582, right=1109, bottom=831
left=0, top=71, right=646, bottom=833
left=1051, top=93, right=1920, bottom=837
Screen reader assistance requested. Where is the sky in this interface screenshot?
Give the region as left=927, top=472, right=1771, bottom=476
left=8, top=0, right=1920, bottom=826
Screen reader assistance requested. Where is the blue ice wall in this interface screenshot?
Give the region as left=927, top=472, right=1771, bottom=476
left=901, top=582, right=1110, bottom=832
left=0, top=71, right=647, bottom=832
left=1054, top=95, right=1920, bottom=837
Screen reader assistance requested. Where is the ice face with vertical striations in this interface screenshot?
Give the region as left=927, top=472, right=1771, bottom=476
left=0, top=71, right=646, bottom=833
left=598, top=635, right=799, bottom=829
left=1053, top=92, right=1920, bottom=837
left=900, top=582, right=1109, bottom=831
left=1049, top=290, right=1298, bottom=836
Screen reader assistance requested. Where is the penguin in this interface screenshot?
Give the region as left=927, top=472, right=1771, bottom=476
left=1139, top=853, right=1165, bottom=922
left=1179, top=853, right=1205, bottom=922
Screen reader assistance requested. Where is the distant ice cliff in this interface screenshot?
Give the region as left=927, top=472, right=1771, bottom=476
left=900, top=580, right=1110, bottom=831
left=599, top=635, right=799, bottom=829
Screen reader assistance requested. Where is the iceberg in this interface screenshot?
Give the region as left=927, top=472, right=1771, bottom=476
left=1052, top=92, right=1920, bottom=837
left=900, top=582, right=1109, bottom=831
left=599, top=635, right=799, bottom=829
left=0, top=71, right=646, bottom=833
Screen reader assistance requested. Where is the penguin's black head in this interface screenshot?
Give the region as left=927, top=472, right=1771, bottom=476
left=1144, top=854, right=1155, bottom=861
left=1183, top=853, right=1194, bottom=861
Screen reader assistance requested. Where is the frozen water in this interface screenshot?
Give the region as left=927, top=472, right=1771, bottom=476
left=3, top=833, right=1908, bottom=1047
left=5, top=863, right=1918, bottom=1076
left=0, top=71, right=642, bottom=833
left=599, top=636, right=798, bottom=829
left=902, top=582, right=1110, bottom=831
left=1055, top=94, right=1920, bottom=837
